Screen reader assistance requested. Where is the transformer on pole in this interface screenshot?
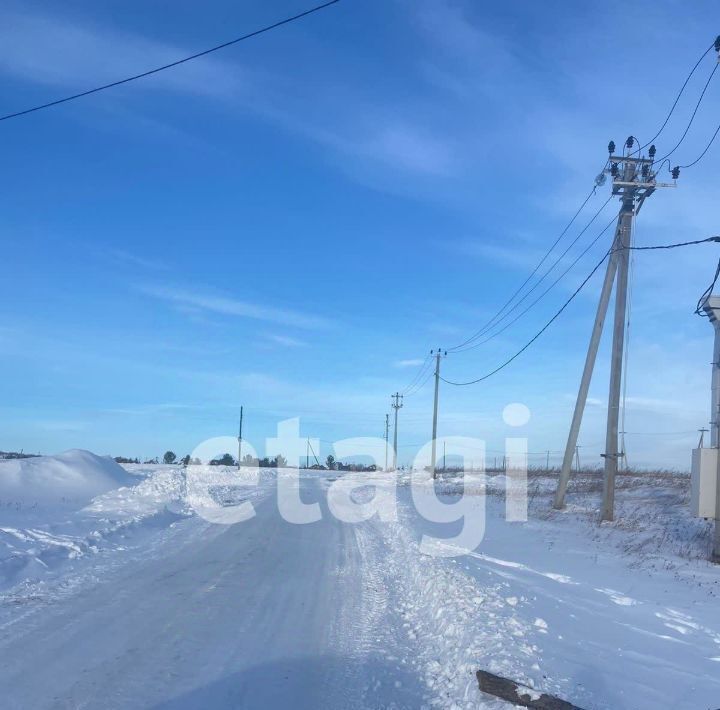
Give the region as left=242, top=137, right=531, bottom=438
left=553, top=138, right=677, bottom=519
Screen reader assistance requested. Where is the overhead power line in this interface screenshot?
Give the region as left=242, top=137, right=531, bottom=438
left=621, top=235, right=720, bottom=251
left=404, top=362, right=435, bottom=397
left=453, top=211, right=618, bottom=353
left=401, top=353, right=432, bottom=397
left=696, top=258, right=720, bottom=318
left=636, top=38, right=718, bottom=151
left=680, top=120, right=720, bottom=168
left=448, top=184, right=601, bottom=352
left=441, top=249, right=613, bottom=387
left=442, top=231, right=720, bottom=387
left=653, top=62, right=719, bottom=165
left=0, top=0, right=341, bottom=123
left=451, top=194, right=614, bottom=353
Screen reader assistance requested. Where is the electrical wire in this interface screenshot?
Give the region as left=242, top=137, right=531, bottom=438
left=619, top=235, right=720, bottom=251
left=405, top=363, right=435, bottom=397
left=0, top=0, right=341, bottom=123
left=442, top=229, right=720, bottom=386
left=696, top=258, right=720, bottom=317
left=653, top=62, right=719, bottom=165
left=679, top=120, right=720, bottom=168
left=441, top=250, right=613, bottom=386
left=636, top=39, right=717, bottom=151
left=448, top=185, right=601, bottom=352
left=451, top=195, right=614, bottom=352
left=452, top=212, right=618, bottom=353
left=400, top=353, right=432, bottom=396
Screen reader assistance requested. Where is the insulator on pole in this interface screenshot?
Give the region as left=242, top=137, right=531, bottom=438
left=625, top=136, right=634, bottom=149
left=608, top=140, right=616, bottom=154
left=715, top=35, right=720, bottom=53
left=648, top=144, right=657, bottom=159
left=611, top=162, right=619, bottom=178
left=671, top=165, right=680, bottom=180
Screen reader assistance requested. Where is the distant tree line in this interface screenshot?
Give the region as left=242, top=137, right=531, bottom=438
left=111, top=451, right=377, bottom=472
left=0, top=451, right=40, bottom=460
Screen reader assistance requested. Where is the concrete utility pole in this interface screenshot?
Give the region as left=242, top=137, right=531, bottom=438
left=384, top=414, right=390, bottom=471
left=237, top=406, right=244, bottom=470
left=554, top=138, right=677, bottom=518
left=391, top=393, right=403, bottom=471
left=430, top=349, right=446, bottom=478
left=700, top=297, right=720, bottom=562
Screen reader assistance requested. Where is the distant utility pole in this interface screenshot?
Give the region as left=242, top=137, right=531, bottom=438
left=574, top=445, right=581, bottom=473
left=306, top=438, right=310, bottom=470
left=698, top=428, right=709, bottom=449
left=546, top=450, right=550, bottom=471
left=620, top=430, right=629, bottom=472
left=391, top=393, right=403, bottom=471
left=384, top=414, right=390, bottom=471
left=237, top=406, right=244, bottom=470
left=554, top=138, right=676, bottom=520
left=443, top=441, right=446, bottom=472
left=430, top=349, right=446, bottom=479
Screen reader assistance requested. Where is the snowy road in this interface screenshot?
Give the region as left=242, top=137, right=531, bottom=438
left=3, top=469, right=720, bottom=709
left=0, top=477, right=427, bottom=709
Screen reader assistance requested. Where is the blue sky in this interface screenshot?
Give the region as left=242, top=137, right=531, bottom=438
left=1, top=0, right=719, bottom=467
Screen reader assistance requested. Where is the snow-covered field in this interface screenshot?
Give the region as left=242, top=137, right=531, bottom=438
left=1, top=453, right=719, bottom=709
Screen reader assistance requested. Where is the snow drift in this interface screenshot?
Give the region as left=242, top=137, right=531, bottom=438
left=0, top=454, right=185, bottom=591
left=0, top=449, right=134, bottom=508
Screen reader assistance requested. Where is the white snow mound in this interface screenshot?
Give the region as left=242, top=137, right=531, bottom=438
left=0, top=449, right=135, bottom=506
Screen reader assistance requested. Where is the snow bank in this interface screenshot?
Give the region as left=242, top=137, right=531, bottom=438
left=0, top=454, right=186, bottom=592
left=0, top=449, right=134, bottom=508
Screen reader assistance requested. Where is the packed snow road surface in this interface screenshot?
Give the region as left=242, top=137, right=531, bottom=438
left=2, top=460, right=720, bottom=709
left=0, top=477, right=426, bottom=709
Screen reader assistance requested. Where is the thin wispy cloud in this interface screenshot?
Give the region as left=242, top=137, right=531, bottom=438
left=138, top=284, right=332, bottom=330
left=263, top=333, right=309, bottom=348
left=106, top=248, right=170, bottom=271
left=0, top=5, right=463, bottom=185
left=0, top=7, right=249, bottom=101
left=395, top=358, right=425, bottom=368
